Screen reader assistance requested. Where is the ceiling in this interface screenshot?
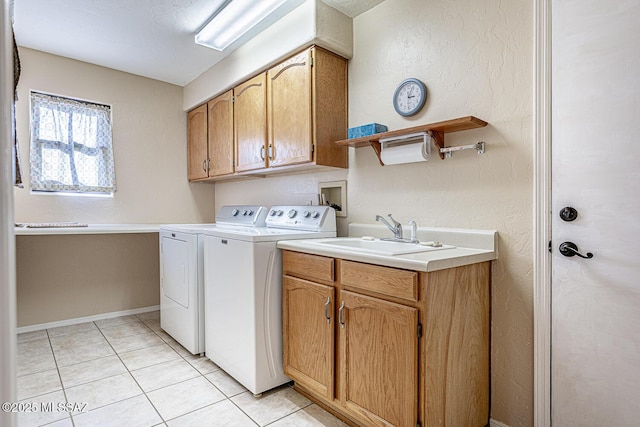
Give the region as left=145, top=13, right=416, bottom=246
left=13, top=0, right=383, bottom=87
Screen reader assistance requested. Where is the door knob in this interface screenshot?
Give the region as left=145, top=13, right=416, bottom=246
left=559, top=241, right=593, bottom=259
left=559, top=207, right=578, bottom=222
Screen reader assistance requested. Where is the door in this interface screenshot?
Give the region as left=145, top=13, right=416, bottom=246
left=267, top=48, right=313, bottom=167
left=282, top=276, right=335, bottom=400
left=207, top=90, right=234, bottom=177
left=338, top=290, right=418, bottom=427
left=235, top=73, right=267, bottom=172
left=186, top=104, right=208, bottom=180
left=551, top=1, right=640, bottom=425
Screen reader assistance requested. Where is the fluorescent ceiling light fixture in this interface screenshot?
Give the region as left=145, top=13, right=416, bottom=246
left=195, top=0, right=288, bottom=51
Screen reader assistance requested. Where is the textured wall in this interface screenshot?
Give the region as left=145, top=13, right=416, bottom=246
left=16, top=234, right=160, bottom=327
left=214, top=0, right=534, bottom=425
left=14, top=48, right=216, bottom=224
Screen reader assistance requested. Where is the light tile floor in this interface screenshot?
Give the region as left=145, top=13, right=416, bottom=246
left=16, top=311, right=348, bottom=427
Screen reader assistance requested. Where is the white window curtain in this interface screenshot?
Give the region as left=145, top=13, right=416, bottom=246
left=29, top=92, right=116, bottom=193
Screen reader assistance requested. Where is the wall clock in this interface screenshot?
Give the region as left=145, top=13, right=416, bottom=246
left=392, top=78, right=427, bottom=117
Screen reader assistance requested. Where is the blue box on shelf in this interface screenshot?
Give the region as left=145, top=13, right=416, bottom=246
left=348, top=123, right=388, bottom=139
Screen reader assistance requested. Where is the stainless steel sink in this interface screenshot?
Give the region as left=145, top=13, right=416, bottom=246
left=308, top=238, right=454, bottom=256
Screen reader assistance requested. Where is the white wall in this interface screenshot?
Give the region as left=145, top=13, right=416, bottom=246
left=14, top=48, right=216, bottom=224
left=214, top=0, right=534, bottom=425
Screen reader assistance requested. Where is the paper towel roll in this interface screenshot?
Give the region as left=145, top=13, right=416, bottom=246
left=380, top=141, right=430, bottom=165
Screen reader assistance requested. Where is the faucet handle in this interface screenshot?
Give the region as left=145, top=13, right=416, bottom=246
left=387, top=214, right=401, bottom=227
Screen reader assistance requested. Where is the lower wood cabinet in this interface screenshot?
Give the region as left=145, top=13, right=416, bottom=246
left=339, top=290, right=418, bottom=427
left=283, top=276, right=334, bottom=400
left=282, top=250, right=490, bottom=427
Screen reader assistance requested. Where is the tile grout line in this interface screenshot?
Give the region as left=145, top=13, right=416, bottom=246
left=46, top=326, right=76, bottom=427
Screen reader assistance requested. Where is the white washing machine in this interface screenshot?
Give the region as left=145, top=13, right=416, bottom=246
left=159, top=205, right=268, bottom=355
left=203, top=205, right=337, bottom=395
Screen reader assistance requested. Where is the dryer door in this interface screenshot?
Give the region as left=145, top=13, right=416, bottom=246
left=161, top=233, right=190, bottom=308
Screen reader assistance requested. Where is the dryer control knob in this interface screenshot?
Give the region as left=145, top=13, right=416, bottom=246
left=303, top=211, right=311, bottom=218
left=277, top=210, right=284, bottom=216
left=231, top=208, right=239, bottom=216
left=288, top=209, right=297, bottom=218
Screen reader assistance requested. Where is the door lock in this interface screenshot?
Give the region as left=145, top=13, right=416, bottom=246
left=559, top=207, right=578, bottom=222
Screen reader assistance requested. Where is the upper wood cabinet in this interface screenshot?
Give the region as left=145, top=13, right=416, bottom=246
left=234, top=73, right=267, bottom=172
left=186, top=91, right=234, bottom=181
left=186, top=104, right=208, bottom=181
left=207, top=90, right=234, bottom=177
left=267, top=46, right=347, bottom=169
left=186, top=45, right=348, bottom=182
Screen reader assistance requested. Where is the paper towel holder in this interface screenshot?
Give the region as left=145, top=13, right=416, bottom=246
left=379, top=132, right=432, bottom=165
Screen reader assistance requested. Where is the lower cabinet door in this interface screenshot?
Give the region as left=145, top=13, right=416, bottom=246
left=282, top=276, right=335, bottom=400
left=338, top=290, right=419, bottom=427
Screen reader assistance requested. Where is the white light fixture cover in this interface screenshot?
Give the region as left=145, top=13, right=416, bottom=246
left=195, top=0, right=289, bottom=51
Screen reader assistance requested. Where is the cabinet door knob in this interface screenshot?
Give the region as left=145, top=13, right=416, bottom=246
left=324, top=297, right=331, bottom=324
left=338, top=301, right=345, bottom=329
left=260, top=146, right=266, bottom=160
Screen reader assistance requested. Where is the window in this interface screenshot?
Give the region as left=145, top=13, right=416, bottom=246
left=29, top=92, right=116, bottom=194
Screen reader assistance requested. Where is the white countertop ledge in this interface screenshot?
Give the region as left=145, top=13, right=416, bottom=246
left=276, top=223, right=498, bottom=272
left=15, top=224, right=161, bottom=235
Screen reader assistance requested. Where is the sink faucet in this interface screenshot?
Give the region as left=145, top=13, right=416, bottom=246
left=375, top=214, right=403, bottom=239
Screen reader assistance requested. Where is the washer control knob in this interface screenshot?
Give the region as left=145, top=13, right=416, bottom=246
left=277, top=210, right=284, bottom=216
left=269, top=210, right=277, bottom=216
left=312, top=211, right=320, bottom=219
left=231, top=208, right=239, bottom=216
left=288, top=209, right=297, bottom=218
left=242, top=210, right=248, bottom=216
left=303, top=211, right=311, bottom=218
left=247, top=210, right=254, bottom=216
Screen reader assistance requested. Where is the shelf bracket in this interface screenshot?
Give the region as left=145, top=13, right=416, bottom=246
left=369, top=140, right=385, bottom=166
left=428, top=131, right=446, bottom=160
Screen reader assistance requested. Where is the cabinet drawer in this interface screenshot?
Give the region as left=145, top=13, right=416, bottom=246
left=283, top=251, right=334, bottom=283
left=339, top=260, right=418, bottom=302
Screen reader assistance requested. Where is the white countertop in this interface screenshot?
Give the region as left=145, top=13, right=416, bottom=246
left=276, top=223, right=498, bottom=272
left=14, top=224, right=160, bottom=236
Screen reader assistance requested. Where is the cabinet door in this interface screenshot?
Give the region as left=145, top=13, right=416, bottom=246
left=338, top=290, right=419, bottom=427
left=187, top=104, right=208, bottom=181
left=234, top=73, right=267, bottom=172
left=207, top=90, right=234, bottom=177
left=267, top=48, right=313, bottom=167
left=283, top=276, right=335, bottom=400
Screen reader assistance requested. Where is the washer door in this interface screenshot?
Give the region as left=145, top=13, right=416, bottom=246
left=161, top=235, right=189, bottom=308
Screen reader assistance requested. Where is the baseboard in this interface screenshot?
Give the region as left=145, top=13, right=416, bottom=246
left=16, top=305, right=160, bottom=334
left=490, top=419, right=512, bottom=427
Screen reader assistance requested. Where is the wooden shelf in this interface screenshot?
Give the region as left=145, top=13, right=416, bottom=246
left=336, top=116, right=488, bottom=163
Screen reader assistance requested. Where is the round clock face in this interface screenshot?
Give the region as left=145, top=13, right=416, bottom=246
left=393, top=78, right=427, bottom=116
